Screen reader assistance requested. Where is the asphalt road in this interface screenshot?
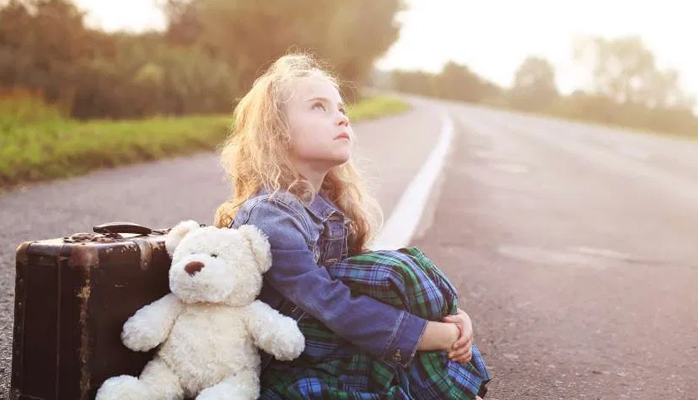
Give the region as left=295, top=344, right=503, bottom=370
left=411, top=101, right=698, bottom=399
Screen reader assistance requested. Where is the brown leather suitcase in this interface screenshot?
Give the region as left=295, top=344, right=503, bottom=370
left=11, top=222, right=174, bottom=400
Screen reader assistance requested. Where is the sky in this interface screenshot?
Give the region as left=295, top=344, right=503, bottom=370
left=72, top=0, right=698, bottom=98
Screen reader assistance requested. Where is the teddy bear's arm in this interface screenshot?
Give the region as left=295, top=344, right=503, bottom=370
left=245, top=300, right=305, bottom=361
left=121, top=293, right=185, bottom=352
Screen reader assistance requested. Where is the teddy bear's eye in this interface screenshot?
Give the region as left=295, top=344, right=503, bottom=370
left=211, top=253, right=218, bottom=258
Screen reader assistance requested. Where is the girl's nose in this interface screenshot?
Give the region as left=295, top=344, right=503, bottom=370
left=336, top=112, right=350, bottom=127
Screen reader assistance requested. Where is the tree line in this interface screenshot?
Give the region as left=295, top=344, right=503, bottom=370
left=0, top=0, right=404, bottom=120
left=383, top=36, right=697, bottom=137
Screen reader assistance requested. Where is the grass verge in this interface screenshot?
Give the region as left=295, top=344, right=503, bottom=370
left=0, top=96, right=411, bottom=191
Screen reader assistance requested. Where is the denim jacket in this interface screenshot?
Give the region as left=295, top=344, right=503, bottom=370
left=230, top=188, right=428, bottom=370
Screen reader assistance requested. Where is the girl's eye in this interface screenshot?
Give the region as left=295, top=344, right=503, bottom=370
left=312, top=102, right=326, bottom=111
left=211, top=253, right=218, bottom=258
left=339, top=108, right=346, bottom=115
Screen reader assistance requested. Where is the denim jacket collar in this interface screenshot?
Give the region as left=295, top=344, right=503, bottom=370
left=256, top=187, right=344, bottom=222
left=307, top=191, right=345, bottom=222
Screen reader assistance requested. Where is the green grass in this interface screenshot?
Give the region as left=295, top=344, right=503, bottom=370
left=348, top=95, right=411, bottom=121
left=0, top=96, right=411, bottom=190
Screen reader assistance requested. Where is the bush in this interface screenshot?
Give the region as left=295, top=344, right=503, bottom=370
left=0, top=88, right=65, bottom=130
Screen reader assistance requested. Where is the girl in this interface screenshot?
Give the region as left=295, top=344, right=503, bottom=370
left=214, top=53, right=491, bottom=399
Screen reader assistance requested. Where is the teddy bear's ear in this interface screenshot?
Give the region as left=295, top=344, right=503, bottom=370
left=238, top=224, right=272, bottom=273
left=165, top=220, right=201, bottom=257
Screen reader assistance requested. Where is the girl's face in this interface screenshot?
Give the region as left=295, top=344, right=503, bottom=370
left=284, top=75, right=353, bottom=173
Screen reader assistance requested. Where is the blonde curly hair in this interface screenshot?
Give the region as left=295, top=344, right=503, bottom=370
left=214, top=53, right=383, bottom=254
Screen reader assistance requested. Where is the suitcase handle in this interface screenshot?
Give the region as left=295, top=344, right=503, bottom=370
left=93, top=222, right=154, bottom=236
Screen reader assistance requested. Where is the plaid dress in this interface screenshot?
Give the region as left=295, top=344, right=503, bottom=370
left=260, top=246, right=491, bottom=399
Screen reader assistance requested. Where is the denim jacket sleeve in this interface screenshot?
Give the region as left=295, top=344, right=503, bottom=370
left=237, top=195, right=428, bottom=367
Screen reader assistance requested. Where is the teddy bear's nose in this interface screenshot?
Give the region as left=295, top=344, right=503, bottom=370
left=184, top=261, right=205, bottom=276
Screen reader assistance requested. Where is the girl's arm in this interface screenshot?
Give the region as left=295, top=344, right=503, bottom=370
left=237, top=197, right=457, bottom=367
left=419, top=321, right=460, bottom=351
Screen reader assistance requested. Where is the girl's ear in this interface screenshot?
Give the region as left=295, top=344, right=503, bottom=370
left=238, top=224, right=272, bottom=273
left=165, top=220, right=201, bottom=257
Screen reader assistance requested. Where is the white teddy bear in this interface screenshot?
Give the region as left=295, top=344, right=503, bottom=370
left=96, top=220, right=305, bottom=400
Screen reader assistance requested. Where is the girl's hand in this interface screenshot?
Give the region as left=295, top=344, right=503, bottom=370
left=442, top=308, right=473, bottom=364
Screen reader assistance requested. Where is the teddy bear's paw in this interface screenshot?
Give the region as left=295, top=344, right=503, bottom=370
left=272, top=324, right=305, bottom=361
left=121, top=320, right=160, bottom=352
left=96, top=375, right=151, bottom=400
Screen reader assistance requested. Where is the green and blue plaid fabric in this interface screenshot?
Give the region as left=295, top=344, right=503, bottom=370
left=260, top=246, right=491, bottom=399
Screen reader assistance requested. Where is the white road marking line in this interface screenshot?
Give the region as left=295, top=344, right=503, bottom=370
left=371, top=111, right=455, bottom=250
left=573, top=247, right=633, bottom=261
